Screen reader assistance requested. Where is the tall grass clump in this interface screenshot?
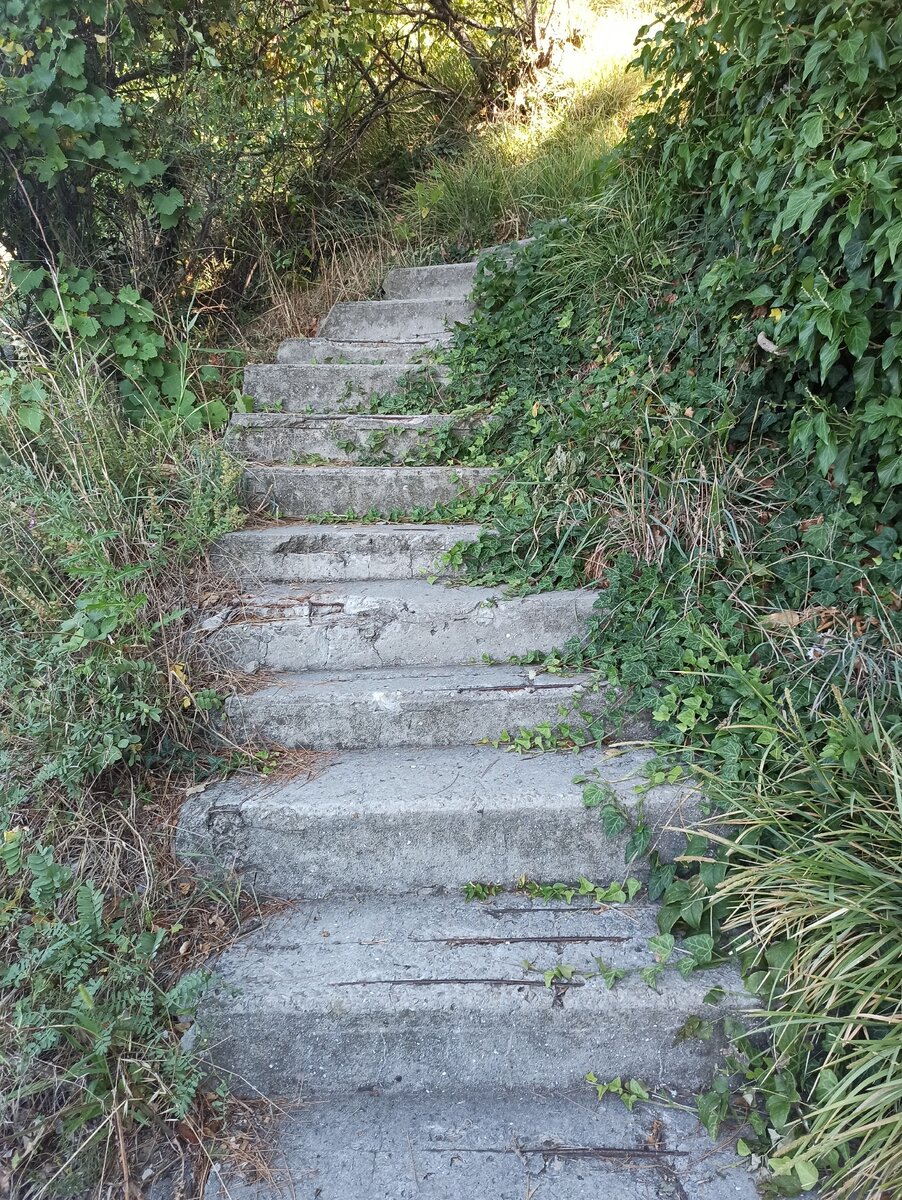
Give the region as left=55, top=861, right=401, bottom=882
left=700, top=706, right=902, bottom=1198
left=1, top=347, right=243, bottom=790
left=0, top=344, right=247, bottom=1196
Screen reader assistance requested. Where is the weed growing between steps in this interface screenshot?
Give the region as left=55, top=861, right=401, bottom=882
left=0, top=350, right=261, bottom=1196
left=376, top=3, right=902, bottom=1194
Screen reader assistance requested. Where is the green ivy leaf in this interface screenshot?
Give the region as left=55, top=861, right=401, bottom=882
left=17, top=403, right=43, bottom=433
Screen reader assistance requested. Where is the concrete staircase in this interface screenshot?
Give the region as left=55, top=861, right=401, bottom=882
left=182, top=255, right=755, bottom=1199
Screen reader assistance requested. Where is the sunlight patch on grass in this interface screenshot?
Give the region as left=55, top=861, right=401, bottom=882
left=399, top=1, right=656, bottom=247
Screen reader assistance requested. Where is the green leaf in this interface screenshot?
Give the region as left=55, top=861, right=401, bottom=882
left=17, top=403, right=43, bottom=433
left=649, top=933, right=675, bottom=962
left=794, top=1161, right=819, bottom=1189
left=745, top=284, right=773, bottom=306
left=766, top=1093, right=792, bottom=1130
left=57, top=40, right=86, bottom=77
left=152, top=188, right=185, bottom=228
left=640, top=963, right=665, bottom=991
left=683, top=933, right=715, bottom=964
left=800, top=111, right=824, bottom=148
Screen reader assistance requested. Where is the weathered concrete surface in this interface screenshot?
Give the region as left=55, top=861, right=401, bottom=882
left=318, top=298, right=473, bottom=343
left=225, top=413, right=458, bottom=464
left=195, top=247, right=759, bottom=1200
left=178, top=746, right=700, bottom=898
left=243, top=464, right=496, bottom=518
left=243, top=362, right=446, bottom=411
left=223, top=664, right=644, bottom=750
left=382, top=261, right=478, bottom=301
left=209, top=522, right=481, bottom=586
left=192, top=895, right=750, bottom=1098
left=204, top=1091, right=758, bottom=1200
left=276, top=337, right=448, bottom=365
left=202, top=579, right=595, bottom=671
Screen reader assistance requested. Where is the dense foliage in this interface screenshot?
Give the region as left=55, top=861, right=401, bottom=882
left=4, top=0, right=902, bottom=1194
left=0, top=0, right=541, bottom=285
left=0, top=0, right=550, bottom=426
left=630, top=0, right=902, bottom=497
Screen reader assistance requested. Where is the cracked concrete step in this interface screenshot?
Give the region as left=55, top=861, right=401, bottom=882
left=192, top=894, right=750, bottom=1099
left=209, top=522, right=480, bottom=585
left=223, top=664, right=642, bottom=750
left=201, top=579, right=596, bottom=671
left=178, top=747, right=700, bottom=899
left=318, top=297, right=474, bottom=343
left=276, top=337, right=449, bottom=365
left=203, top=1090, right=757, bottom=1200
left=243, top=465, right=496, bottom=518
left=382, top=260, right=478, bottom=301
left=243, top=361, right=447, bottom=411
left=225, top=413, right=457, bottom=464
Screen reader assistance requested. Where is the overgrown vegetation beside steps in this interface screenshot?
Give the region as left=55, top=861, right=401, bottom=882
left=0, top=347, right=252, bottom=1196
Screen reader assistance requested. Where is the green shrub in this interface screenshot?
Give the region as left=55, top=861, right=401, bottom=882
left=1, top=827, right=211, bottom=1194
left=629, top=0, right=902, bottom=497
left=0, top=0, right=542, bottom=315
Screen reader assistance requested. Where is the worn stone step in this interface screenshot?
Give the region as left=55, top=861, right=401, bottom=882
left=223, top=664, right=639, bottom=750
left=203, top=1090, right=757, bottom=1200
left=382, top=260, right=478, bottom=301
left=192, top=894, right=749, bottom=1099
left=178, top=747, right=697, bottom=899
left=209, top=522, right=480, bottom=585
left=200, top=579, right=595, bottom=672
left=275, top=337, right=448, bottom=365
left=225, top=413, right=455, bottom=464
left=243, top=465, right=496, bottom=518
left=243, top=361, right=447, bottom=412
left=318, top=297, right=474, bottom=343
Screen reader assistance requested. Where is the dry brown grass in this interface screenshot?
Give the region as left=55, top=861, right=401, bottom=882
left=240, top=225, right=420, bottom=362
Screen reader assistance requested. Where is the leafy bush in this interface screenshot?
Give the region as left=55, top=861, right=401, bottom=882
left=630, top=0, right=902, bottom=496
left=6, top=264, right=244, bottom=426
left=377, top=4, right=902, bottom=1191
left=0, top=0, right=543, bottom=303
left=1, top=827, right=211, bottom=1194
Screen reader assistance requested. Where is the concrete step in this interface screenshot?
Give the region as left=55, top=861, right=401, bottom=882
left=243, top=362, right=446, bottom=412
left=225, top=413, right=454, bottom=465
left=243, top=465, right=496, bottom=518
left=192, top=894, right=749, bottom=1099
left=382, top=260, right=478, bottom=301
left=318, top=298, right=473, bottom=343
left=275, top=337, right=447, bottom=365
left=209, top=522, right=480, bottom=585
left=223, top=664, right=639, bottom=750
left=200, top=579, right=596, bottom=672
left=203, top=1090, right=757, bottom=1200
left=179, top=747, right=697, bottom=899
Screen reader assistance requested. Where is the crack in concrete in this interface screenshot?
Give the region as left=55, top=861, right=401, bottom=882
left=423, top=1144, right=686, bottom=1161
left=332, top=977, right=564, bottom=989
left=412, top=935, right=629, bottom=947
